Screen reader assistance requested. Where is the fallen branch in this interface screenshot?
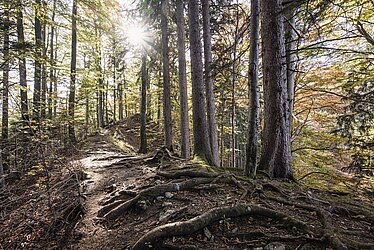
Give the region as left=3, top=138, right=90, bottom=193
left=132, top=203, right=309, bottom=250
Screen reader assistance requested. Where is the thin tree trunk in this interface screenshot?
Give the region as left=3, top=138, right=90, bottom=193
left=258, top=0, right=294, bottom=179
left=113, top=56, right=117, bottom=122
left=17, top=0, right=30, bottom=124
left=33, top=0, right=43, bottom=122
left=285, top=9, right=297, bottom=138
left=245, top=0, right=260, bottom=177
left=202, top=0, right=219, bottom=166
left=231, top=5, right=239, bottom=169
left=41, top=19, right=47, bottom=119
left=176, top=0, right=190, bottom=160
left=48, top=0, right=56, bottom=118
left=139, top=53, right=148, bottom=153
left=53, top=28, right=58, bottom=116
left=220, top=88, right=225, bottom=167
left=161, top=0, right=173, bottom=150
left=119, top=73, right=124, bottom=120
left=2, top=4, right=10, bottom=173
left=188, top=0, right=214, bottom=164
left=68, top=0, right=77, bottom=144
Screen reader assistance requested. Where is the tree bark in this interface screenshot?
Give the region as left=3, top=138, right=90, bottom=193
left=41, top=16, right=47, bottom=119
left=17, top=0, right=30, bottom=124
left=285, top=9, right=297, bottom=138
left=48, top=0, right=56, bottom=119
left=68, top=0, right=77, bottom=144
left=258, top=0, right=294, bottom=179
left=161, top=0, right=173, bottom=151
left=188, top=0, right=214, bottom=165
left=202, top=0, right=219, bottom=166
left=33, top=0, right=43, bottom=122
left=139, top=53, right=148, bottom=154
left=176, top=0, right=191, bottom=160
left=2, top=3, right=10, bottom=173
left=245, top=0, right=260, bottom=177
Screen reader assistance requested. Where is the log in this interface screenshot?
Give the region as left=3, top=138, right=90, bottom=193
left=132, top=203, right=309, bottom=250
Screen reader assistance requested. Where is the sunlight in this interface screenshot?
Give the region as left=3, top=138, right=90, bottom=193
left=126, top=24, right=149, bottom=48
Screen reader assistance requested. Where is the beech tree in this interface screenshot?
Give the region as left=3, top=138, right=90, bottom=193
left=258, top=0, right=294, bottom=179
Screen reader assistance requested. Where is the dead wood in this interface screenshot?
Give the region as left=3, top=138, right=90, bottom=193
left=131, top=203, right=309, bottom=250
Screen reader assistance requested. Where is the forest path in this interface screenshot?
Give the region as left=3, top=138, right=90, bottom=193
left=71, top=131, right=155, bottom=249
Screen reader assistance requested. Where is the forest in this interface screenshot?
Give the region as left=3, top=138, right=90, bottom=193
left=0, top=0, right=373, bottom=249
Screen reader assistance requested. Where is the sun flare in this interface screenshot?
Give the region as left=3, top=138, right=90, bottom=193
left=126, top=24, right=149, bottom=47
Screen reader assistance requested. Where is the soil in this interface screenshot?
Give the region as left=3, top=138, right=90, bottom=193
left=1, top=118, right=373, bottom=250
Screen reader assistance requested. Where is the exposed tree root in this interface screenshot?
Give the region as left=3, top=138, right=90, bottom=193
left=157, top=170, right=218, bottom=179
left=98, top=178, right=218, bottom=220
left=132, top=203, right=309, bottom=250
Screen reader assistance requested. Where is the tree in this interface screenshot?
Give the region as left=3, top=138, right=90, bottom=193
left=188, top=0, right=214, bottom=164
left=33, top=0, right=42, bottom=122
left=176, top=0, right=190, bottom=160
left=161, top=0, right=173, bottom=150
left=258, top=0, right=294, bottom=179
left=202, top=0, right=219, bottom=166
left=2, top=2, right=10, bottom=173
left=48, top=0, right=57, bottom=118
left=17, top=0, right=29, bottom=124
left=245, top=0, right=260, bottom=177
left=68, top=0, right=77, bottom=144
left=139, top=53, right=148, bottom=153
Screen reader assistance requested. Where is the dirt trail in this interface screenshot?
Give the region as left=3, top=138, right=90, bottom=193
left=71, top=133, right=155, bottom=249
left=67, top=126, right=374, bottom=250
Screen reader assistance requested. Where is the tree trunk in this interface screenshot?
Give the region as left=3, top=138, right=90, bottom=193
left=231, top=5, right=239, bottom=169
left=113, top=56, right=117, bottom=122
left=258, top=0, right=294, bottom=179
left=119, top=74, right=124, bottom=120
left=161, top=0, right=173, bottom=151
left=202, top=0, right=219, bottom=166
left=188, top=0, right=214, bottom=165
left=139, top=53, right=148, bottom=154
left=53, top=28, right=58, bottom=116
left=48, top=0, right=56, bottom=119
left=17, top=0, right=30, bottom=124
left=2, top=4, right=10, bottom=173
left=41, top=19, right=47, bottom=119
left=245, top=0, right=260, bottom=177
left=176, top=0, right=190, bottom=160
left=285, top=9, right=297, bottom=138
left=68, top=0, right=77, bottom=144
left=33, top=0, right=43, bottom=122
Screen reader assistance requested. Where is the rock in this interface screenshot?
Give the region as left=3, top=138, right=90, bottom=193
left=156, top=196, right=164, bottom=201
left=165, top=192, right=174, bottom=198
left=137, top=200, right=148, bottom=211
left=159, top=209, right=176, bottom=223
left=162, top=201, right=173, bottom=207
left=264, top=242, right=285, bottom=250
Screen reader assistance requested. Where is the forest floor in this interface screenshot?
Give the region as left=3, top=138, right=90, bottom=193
left=1, top=116, right=374, bottom=249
